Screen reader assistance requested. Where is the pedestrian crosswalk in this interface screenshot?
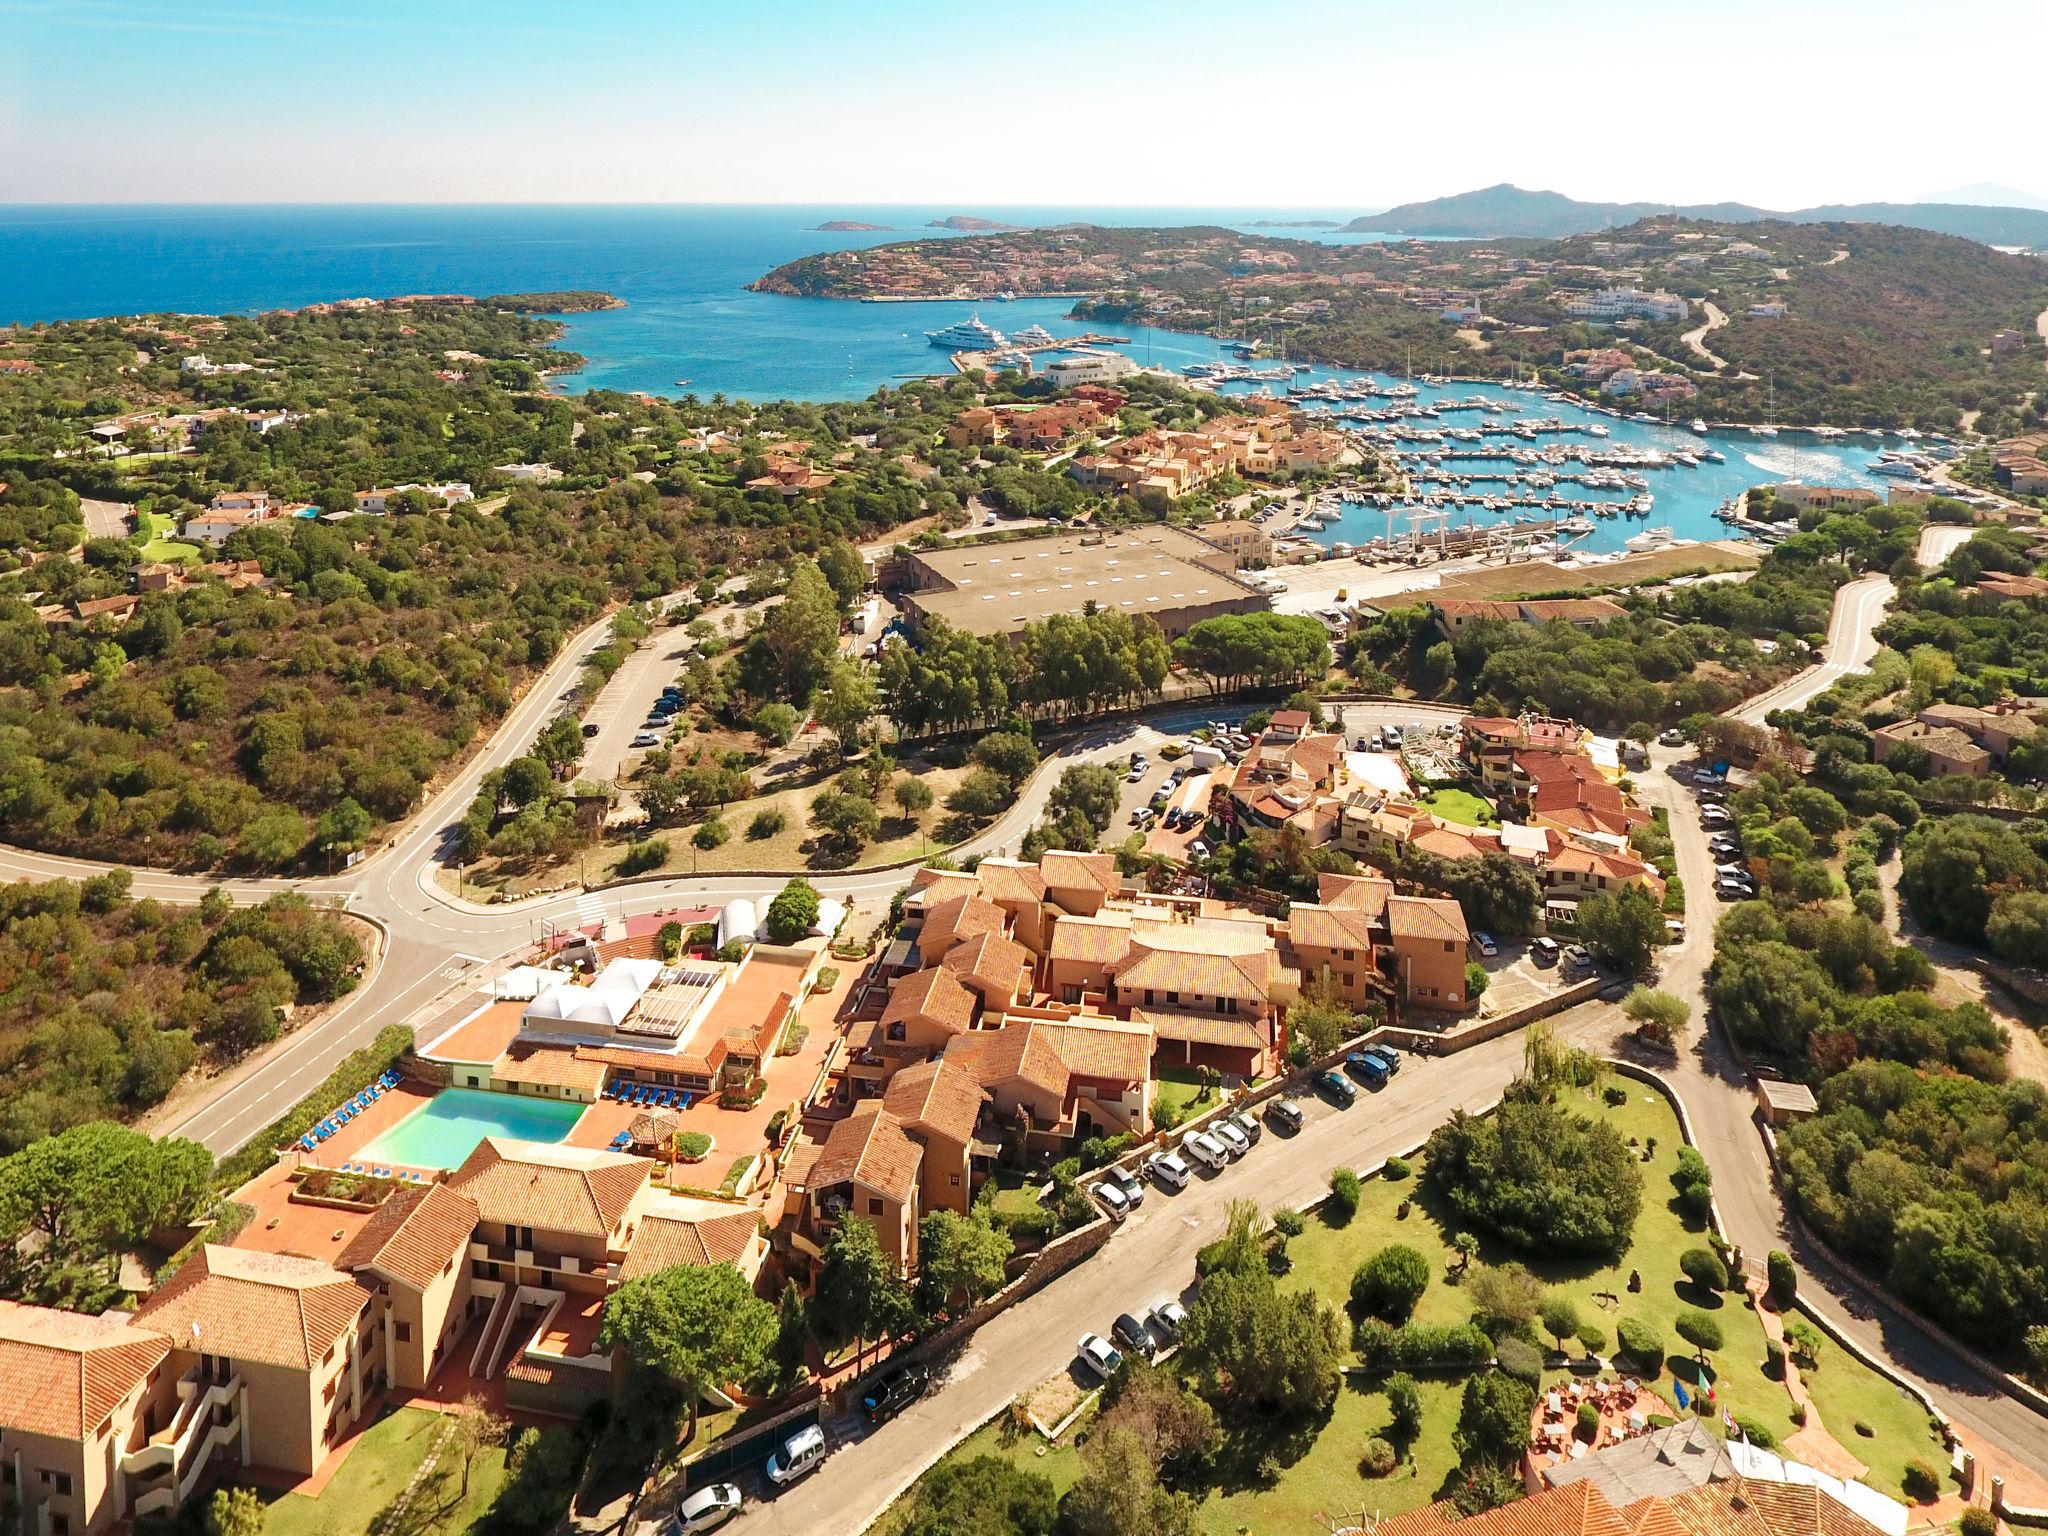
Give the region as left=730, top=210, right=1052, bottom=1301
left=575, top=891, right=607, bottom=934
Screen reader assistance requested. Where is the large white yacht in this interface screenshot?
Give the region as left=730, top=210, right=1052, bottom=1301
left=1012, top=323, right=1056, bottom=347
left=925, top=315, right=1007, bottom=350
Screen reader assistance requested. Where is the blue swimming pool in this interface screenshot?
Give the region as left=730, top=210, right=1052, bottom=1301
left=357, top=1088, right=586, bottom=1170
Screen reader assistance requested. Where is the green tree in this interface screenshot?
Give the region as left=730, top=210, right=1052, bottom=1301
left=1424, top=1099, right=1642, bottom=1258
left=315, top=796, right=373, bottom=853
left=237, top=809, right=309, bottom=868
left=753, top=701, right=800, bottom=746
left=1465, top=1262, right=1544, bottom=1334
left=763, top=877, right=822, bottom=943
left=743, top=560, right=842, bottom=703
left=948, top=767, right=1010, bottom=821
left=1386, top=1371, right=1424, bottom=1441
left=203, top=1487, right=265, bottom=1536
left=1061, top=1425, right=1196, bottom=1536
left=1575, top=884, right=1664, bottom=976
left=971, top=730, right=1039, bottom=786
left=915, top=1207, right=1013, bottom=1318
left=1621, top=986, right=1690, bottom=1045
left=817, top=538, right=867, bottom=613
left=1675, top=1309, right=1723, bottom=1366
left=0, top=1122, right=211, bottom=1275
left=598, top=1262, right=777, bottom=1439
left=1351, top=1244, right=1431, bottom=1323
left=893, top=776, right=934, bottom=817
left=1453, top=1370, right=1535, bottom=1467
left=900, top=1455, right=1056, bottom=1536
left=813, top=659, right=880, bottom=754
left=1180, top=1234, right=1341, bottom=1417
left=811, top=788, right=881, bottom=850
left=812, top=1217, right=913, bottom=1373
left=1539, top=1293, right=1584, bottom=1351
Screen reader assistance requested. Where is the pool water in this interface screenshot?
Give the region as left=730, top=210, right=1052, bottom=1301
left=357, top=1088, right=587, bottom=1171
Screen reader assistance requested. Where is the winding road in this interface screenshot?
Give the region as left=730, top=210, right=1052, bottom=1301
left=1680, top=300, right=1731, bottom=372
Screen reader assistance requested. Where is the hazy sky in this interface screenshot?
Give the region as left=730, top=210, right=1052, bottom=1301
left=3, top=0, right=2040, bottom=209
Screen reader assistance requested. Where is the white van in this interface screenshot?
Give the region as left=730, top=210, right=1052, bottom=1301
left=1183, top=1131, right=1230, bottom=1171
left=766, top=1424, right=825, bottom=1485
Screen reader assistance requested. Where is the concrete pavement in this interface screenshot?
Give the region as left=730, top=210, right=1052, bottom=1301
left=1732, top=575, right=1892, bottom=724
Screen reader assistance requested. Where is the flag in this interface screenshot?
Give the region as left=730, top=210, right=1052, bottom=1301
left=1675, top=1380, right=1690, bottom=1409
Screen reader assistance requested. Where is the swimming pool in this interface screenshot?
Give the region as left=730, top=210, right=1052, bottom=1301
left=357, top=1088, right=587, bottom=1171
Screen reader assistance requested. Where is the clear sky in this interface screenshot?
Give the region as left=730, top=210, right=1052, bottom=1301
left=3, top=0, right=2040, bottom=210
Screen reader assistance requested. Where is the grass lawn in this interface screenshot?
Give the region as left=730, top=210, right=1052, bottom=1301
left=1784, top=1306, right=1947, bottom=1500
left=1153, top=1065, right=1229, bottom=1126
left=1418, top=787, right=1498, bottom=827
left=261, top=1407, right=510, bottom=1536
left=136, top=510, right=202, bottom=565
left=989, top=1171, right=1047, bottom=1221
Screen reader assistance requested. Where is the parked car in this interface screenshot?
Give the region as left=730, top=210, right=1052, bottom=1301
left=1265, top=1099, right=1305, bottom=1134
left=1111, top=1312, right=1156, bottom=1358
left=1183, top=1130, right=1230, bottom=1171
left=1130, top=807, right=1156, bottom=827
left=860, top=1362, right=930, bottom=1424
left=1151, top=1298, right=1190, bottom=1338
left=766, top=1425, right=826, bottom=1485
left=631, top=732, right=660, bottom=748
left=1104, top=1164, right=1144, bottom=1207
left=581, top=721, right=601, bottom=738
left=1658, top=727, right=1684, bottom=746
left=1093, top=1180, right=1132, bottom=1218
left=1345, top=1050, right=1389, bottom=1088
left=1562, top=944, right=1595, bottom=972
left=1147, top=1150, right=1191, bottom=1190
left=672, top=1484, right=743, bottom=1534
left=1188, top=840, right=1210, bottom=859
left=1470, top=931, right=1498, bottom=958
left=1126, top=766, right=1146, bottom=784
left=1370, top=1042, right=1402, bottom=1072
left=1230, top=1109, right=1262, bottom=1146
left=1317, top=1069, right=1358, bottom=1107
left=1212, top=1120, right=1251, bottom=1158
left=1531, top=936, right=1562, bottom=966
left=1076, top=1333, right=1123, bottom=1381
left=1715, top=876, right=1755, bottom=901
left=1702, top=806, right=1732, bottom=827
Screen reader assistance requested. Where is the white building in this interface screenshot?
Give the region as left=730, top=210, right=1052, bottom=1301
left=1563, top=288, right=1690, bottom=323
left=1041, top=351, right=1138, bottom=388
left=495, top=462, right=563, bottom=482
left=180, top=354, right=256, bottom=376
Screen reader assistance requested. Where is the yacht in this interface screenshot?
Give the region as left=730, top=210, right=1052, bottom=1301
left=1869, top=458, right=1921, bottom=477
left=1012, top=324, right=1056, bottom=347
left=926, top=315, right=1007, bottom=350
left=1625, top=526, right=1680, bottom=554
left=1691, top=418, right=1709, bottom=435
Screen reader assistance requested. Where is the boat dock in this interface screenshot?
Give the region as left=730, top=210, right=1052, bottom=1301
left=950, top=333, right=1131, bottom=373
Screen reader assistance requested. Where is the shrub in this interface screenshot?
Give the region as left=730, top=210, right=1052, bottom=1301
left=1385, top=1373, right=1423, bottom=1440
left=1494, top=1336, right=1544, bottom=1386
left=1767, top=1250, right=1797, bottom=1308
left=1351, top=1244, right=1431, bottom=1323
left=1733, top=1415, right=1778, bottom=1451
left=1766, top=1341, right=1787, bottom=1378
left=1382, top=1155, right=1411, bottom=1180
left=1960, top=1509, right=1997, bottom=1536
left=1327, top=1167, right=1362, bottom=1221
left=673, top=1132, right=713, bottom=1161
left=747, top=809, right=787, bottom=840
left=1576, top=1401, right=1600, bottom=1437
left=1354, top=1320, right=1494, bottom=1372
left=1576, top=1322, right=1607, bottom=1358
left=1604, top=1085, right=1628, bottom=1106
left=616, top=837, right=666, bottom=876
left=693, top=818, right=729, bottom=850
left=1900, top=1461, right=1941, bottom=1501
left=1360, top=1437, right=1398, bottom=1477
left=1680, top=1247, right=1729, bottom=1293
left=1271, top=1206, right=1307, bottom=1239
left=1672, top=1146, right=1714, bottom=1219
left=1617, top=1316, right=1663, bottom=1374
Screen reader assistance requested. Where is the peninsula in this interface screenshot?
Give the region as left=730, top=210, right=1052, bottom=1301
left=813, top=220, right=893, bottom=232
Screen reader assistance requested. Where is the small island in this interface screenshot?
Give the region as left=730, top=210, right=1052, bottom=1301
left=814, top=220, right=894, bottom=232
left=927, top=215, right=1018, bottom=231
left=486, top=290, right=625, bottom=314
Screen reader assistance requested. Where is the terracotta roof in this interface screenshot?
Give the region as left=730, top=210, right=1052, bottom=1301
left=908, top=869, right=981, bottom=908
left=1039, top=849, right=1122, bottom=903
left=1048, top=912, right=1135, bottom=966
left=1375, top=1480, right=1631, bottom=1536
left=882, top=965, right=979, bottom=1035
left=1387, top=894, right=1469, bottom=945
left=618, top=1204, right=762, bottom=1281
left=1131, top=1008, right=1267, bottom=1052
left=337, top=1184, right=480, bottom=1291
left=811, top=1105, right=923, bottom=1203
left=881, top=1057, right=987, bottom=1144
left=944, top=1020, right=1072, bottom=1101
left=494, top=1043, right=609, bottom=1093
left=940, top=929, right=1033, bottom=996
left=1285, top=902, right=1380, bottom=952
left=136, top=1246, right=373, bottom=1371
left=920, top=893, right=1009, bottom=953
left=446, top=1139, right=650, bottom=1239
left=1038, top=1016, right=1154, bottom=1082
left=1319, top=872, right=1395, bottom=916
left=0, top=1300, right=171, bottom=1439
left=975, top=858, right=1048, bottom=906
left=1115, top=936, right=1282, bottom=1003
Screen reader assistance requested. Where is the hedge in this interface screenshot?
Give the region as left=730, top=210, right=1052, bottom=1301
left=1354, top=1318, right=1495, bottom=1372
left=212, top=1024, right=417, bottom=1192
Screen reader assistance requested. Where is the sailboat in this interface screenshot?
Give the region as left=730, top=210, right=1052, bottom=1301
left=1750, top=377, right=1779, bottom=438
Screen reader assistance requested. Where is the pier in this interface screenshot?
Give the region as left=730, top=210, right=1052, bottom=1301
left=949, top=334, right=1131, bottom=373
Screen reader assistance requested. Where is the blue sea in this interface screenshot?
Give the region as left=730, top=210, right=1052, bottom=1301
left=0, top=204, right=1900, bottom=550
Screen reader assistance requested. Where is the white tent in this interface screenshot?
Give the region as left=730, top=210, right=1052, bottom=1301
left=717, top=898, right=758, bottom=951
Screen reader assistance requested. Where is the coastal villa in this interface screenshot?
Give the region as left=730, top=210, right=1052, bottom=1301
left=1768, top=483, right=1881, bottom=513
left=1068, top=412, right=1357, bottom=501
left=1991, top=433, right=2048, bottom=496
left=1871, top=718, right=1993, bottom=778
left=945, top=399, right=1108, bottom=454
left=1563, top=287, right=1690, bottom=323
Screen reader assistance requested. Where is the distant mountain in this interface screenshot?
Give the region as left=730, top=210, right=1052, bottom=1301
left=1343, top=183, right=2048, bottom=248
left=1922, top=182, right=2048, bottom=213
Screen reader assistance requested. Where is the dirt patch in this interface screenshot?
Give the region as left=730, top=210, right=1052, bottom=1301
left=1024, top=1370, right=1087, bottom=1433
left=1426, top=542, right=1759, bottom=602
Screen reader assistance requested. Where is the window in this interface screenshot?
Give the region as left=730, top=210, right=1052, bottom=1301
left=867, top=1197, right=883, bottom=1216
left=886, top=1022, right=906, bottom=1042
left=1165, top=990, right=1180, bottom=1005
left=949, top=1173, right=960, bottom=1186
left=1341, top=949, right=1355, bottom=962
left=55, top=1474, right=72, bottom=1497
left=1062, top=986, right=1081, bottom=1005
left=1342, top=973, right=1354, bottom=988
left=1443, top=941, right=1454, bottom=953
left=1144, top=989, right=1155, bottom=1006
left=395, top=1321, right=413, bottom=1344
left=323, top=1376, right=337, bottom=1403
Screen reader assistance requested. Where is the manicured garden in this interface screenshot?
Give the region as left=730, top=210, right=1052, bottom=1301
left=1419, top=786, right=1498, bottom=827
left=885, top=1068, right=1951, bottom=1535
left=261, top=1407, right=510, bottom=1536
left=137, top=508, right=201, bottom=564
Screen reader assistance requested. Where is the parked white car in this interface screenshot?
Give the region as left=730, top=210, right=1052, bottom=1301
left=1092, top=1181, right=1131, bottom=1218
left=1183, top=1131, right=1230, bottom=1171
left=765, top=1424, right=825, bottom=1485
left=672, top=1484, right=743, bottom=1534
left=1076, top=1333, right=1124, bottom=1380
left=1147, top=1150, right=1191, bottom=1190
left=1211, top=1120, right=1251, bottom=1159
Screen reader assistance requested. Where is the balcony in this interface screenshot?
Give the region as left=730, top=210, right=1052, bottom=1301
left=123, top=1365, right=243, bottom=1519
left=469, top=1240, right=605, bottom=1281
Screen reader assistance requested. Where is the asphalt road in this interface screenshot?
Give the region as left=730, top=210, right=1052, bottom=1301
left=1731, top=575, right=1893, bottom=724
